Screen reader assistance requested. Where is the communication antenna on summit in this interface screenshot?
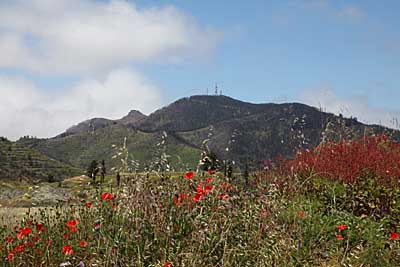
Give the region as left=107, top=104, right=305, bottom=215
left=214, top=83, right=218, bottom=95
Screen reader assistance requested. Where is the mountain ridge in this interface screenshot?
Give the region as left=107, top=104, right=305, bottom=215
left=16, top=95, right=400, bottom=176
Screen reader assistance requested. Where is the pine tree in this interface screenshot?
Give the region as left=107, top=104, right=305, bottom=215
left=243, top=161, right=249, bottom=186
left=87, top=160, right=99, bottom=184
left=100, top=160, right=106, bottom=183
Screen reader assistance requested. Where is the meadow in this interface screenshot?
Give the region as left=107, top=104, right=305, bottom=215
left=1, top=135, right=400, bottom=266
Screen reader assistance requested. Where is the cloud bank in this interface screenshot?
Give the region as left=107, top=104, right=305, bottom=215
left=0, top=0, right=220, bottom=139
left=0, top=69, right=162, bottom=140
left=0, top=0, right=219, bottom=74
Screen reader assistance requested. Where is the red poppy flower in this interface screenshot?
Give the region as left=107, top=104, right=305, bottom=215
left=17, top=227, right=32, bottom=239
left=13, top=244, right=25, bottom=253
left=390, top=232, right=399, bottom=240
left=217, top=194, right=230, bottom=200
left=101, top=192, right=114, bottom=200
left=36, top=223, right=44, bottom=232
left=163, top=262, right=173, bottom=267
left=63, top=233, right=69, bottom=240
left=69, top=227, right=78, bottom=233
left=5, top=236, right=14, bottom=244
left=192, top=193, right=203, bottom=202
left=79, top=240, right=88, bottom=248
left=196, top=183, right=205, bottom=194
left=61, top=245, right=74, bottom=255
left=260, top=209, right=269, bottom=218
left=336, top=224, right=346, bottom=231
left=184, top=172, right=195, bottom=179
left=204, top=185, right=215, bottom=194
left=208, top=169, right=215, bottom=175
left=297, top=211, right=306, bottom=219
left=173, top=193, right=189, bottom=207
left=220, top=182, right=234, bottom=191
left=27, top=242, right=34, bottom=248
left=22, top=227, right=32, bottom=235
left=66, top=219, right=78, bottom=228
left=335, top=234, right=344, bottom=240
left=173, top=196, right=181, bottom=207
left=85, top=202, right=93, bottom=208
left=205, top=177, right=213, bottom=183
left=33, top=234, right=40, bottom=242
left=7, top=252, right=13, bottom=261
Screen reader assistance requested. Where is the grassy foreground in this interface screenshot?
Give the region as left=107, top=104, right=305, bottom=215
left=0, top=172, right=399, bottom=266
left=1, top=135, right=400, bottom=266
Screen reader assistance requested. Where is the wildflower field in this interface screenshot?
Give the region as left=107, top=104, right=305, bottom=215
left=1, top=135, right=400, bottom=266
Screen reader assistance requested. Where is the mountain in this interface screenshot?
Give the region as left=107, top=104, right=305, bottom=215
left=0, top=137, right=81, bottom=181
left=17, top=95, right=400, bottom=174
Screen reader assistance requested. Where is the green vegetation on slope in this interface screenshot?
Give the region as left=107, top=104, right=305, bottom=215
left=0, top=137, right=81, bottom=181
left=18, top=124, right=202, bottom=172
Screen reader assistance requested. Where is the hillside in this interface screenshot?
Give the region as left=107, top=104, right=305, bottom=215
left=0, top=137, right=81, bottom=181
left=56, top=110, right=147, bottom=138
left=18, top=124, right=201, bottom=171
left=17, top=95, right=400, bottom=173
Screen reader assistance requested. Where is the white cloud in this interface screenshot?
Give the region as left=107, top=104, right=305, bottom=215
left=0, top=0, right=219, bottom=74
left=0, top=69, right=163, bottom=140
left=299, top=87, right=400, bottom=129
left=0, top=0, right=221, bottom=140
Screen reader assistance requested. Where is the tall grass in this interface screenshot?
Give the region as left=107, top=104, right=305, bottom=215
left=0, top=173, right=400, bottom=266
left=1, top=135, right=400, bottom=266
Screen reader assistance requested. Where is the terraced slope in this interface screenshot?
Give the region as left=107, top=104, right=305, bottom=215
left=18, top=124, right=201, bottom=171
left=0, top=137, right=81, bottom=181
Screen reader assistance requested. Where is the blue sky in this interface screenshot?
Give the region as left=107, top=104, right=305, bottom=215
left=0, top=0, right=399, bottom=139
left=136, top=0, right=400, bottom=106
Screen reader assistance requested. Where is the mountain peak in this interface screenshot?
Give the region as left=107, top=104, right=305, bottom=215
left=185, top=94, right=254, bottom=106
left=118, top=110, right=147, bottom=125
left=128, top=110, right=145, bottom=116
left=136, top=95, right=270, bottom=132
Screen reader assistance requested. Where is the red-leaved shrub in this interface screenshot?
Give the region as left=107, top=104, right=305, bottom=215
left=288, top=134, right=400, bottom=185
